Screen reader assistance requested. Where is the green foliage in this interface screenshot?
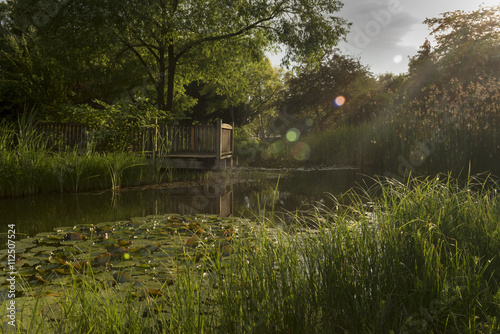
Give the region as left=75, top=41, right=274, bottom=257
left=51, top=99, right=168, bottom=152
left=216, top=175, right=500, bottom=333
left=0, top=31, right=68, bottom=116
left=301, top=77, right=499, bottom=175
left=424, top=4, right=500, bottom=83
left=3, top=0, right=349, bottom=116
left=282, top=51, right=377, bottom=130
left=186, top=58, right=284, bottom=128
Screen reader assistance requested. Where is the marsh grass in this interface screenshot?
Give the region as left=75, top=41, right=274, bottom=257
left=2, top=175, right=499, bottom=333
left=292, top=78, right=500, bottom=176
left=213, top=174, right=500, bottom=333
left=0, top=118, right=172, bottom=197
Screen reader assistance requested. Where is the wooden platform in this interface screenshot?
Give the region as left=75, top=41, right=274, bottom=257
left=162, top=156, right=233, bottom=170
left=36, top=120, right=235, bottom=170
left=143, top=120, right=234, bottom=170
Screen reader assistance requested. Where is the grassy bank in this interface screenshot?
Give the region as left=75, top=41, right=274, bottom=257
left=0, top=149, right=170, bottom=197
left=0, top=118, right=172, bottom=197
left=1, top=175, right=499, bottom=333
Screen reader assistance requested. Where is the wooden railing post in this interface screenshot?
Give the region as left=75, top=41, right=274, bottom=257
left=231, top=122, right=234, bottom=156
left=216, top=119, right=222, bottom=162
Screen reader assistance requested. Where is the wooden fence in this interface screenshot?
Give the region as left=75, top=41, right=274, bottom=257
left=36, top=123, right=87, bottom=149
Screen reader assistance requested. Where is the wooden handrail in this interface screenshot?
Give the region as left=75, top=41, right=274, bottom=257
left=34, top=121, right=234, bottom=165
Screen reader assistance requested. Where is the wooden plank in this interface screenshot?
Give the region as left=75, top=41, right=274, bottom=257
left=167, top=154, right=217, bottom=158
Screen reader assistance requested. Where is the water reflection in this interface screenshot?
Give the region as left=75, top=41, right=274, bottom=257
left=0, top=183, right=233, bottom=247
left=0, top=168, right=370, bottom=246
left=232, top=168, right=369, bottom=218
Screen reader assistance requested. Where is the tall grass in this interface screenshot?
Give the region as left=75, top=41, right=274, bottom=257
left=0, top=118, right=171, bottom=198
left=2, top=175, right=499, bottom=333
left=297, top=78, right=500, bottom=176
left=215, top=174, right=500, bottom=333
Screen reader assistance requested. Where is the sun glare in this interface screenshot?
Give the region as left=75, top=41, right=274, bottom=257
left=334, top=96, right=346, bottom=107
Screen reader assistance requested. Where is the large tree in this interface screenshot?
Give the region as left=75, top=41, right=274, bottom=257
left=282, top=51, right=372, bottom=129
left=8, top=0, right=349, bottom=114
left=423, top=4, right=500, bottom=83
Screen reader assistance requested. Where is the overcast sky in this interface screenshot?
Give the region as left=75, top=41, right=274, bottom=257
left=270, top=0, right=499, bottom=75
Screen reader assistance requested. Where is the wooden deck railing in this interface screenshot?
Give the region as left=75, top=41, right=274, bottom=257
left=35, top=120, right=234, bottom=167
left=143, top=120, right=233, bottom=160
left=36, top=123, right=87, bottom=149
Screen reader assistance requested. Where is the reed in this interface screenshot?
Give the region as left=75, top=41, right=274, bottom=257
left=0, top=118, right=171, bottom=197
left=275, top=78, right=500, bottom=176
left=215, top=174, right=500, bottom=333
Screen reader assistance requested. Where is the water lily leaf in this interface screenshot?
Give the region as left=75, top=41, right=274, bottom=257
left=89, top=248, right=108, bottom=258
left=37, top=263, right=60, bottom=272
left=49, top=275, right=73, bottom=286
left=186, top=236, right=199, bottom=247
left=117, top=240, right=133, bottom=247
left=112, top=260, right=136, bottom=269
left=63, top=247, right=82, bottom=255
left=144, top=245, right=160, bottom=253
left=30, top=246, right=58, bottom=255
left=19, top=258, right=41, bottom=267
left=9, top=268, right=34, bottom=277
left=53, top=268, right=72, bottom=275
left=50, top=251, right=72, bottom=260
left=147, top=288, right=163, bottom=296
left=114, top=271, right=132, bottom=284
left=37, top=239, right=61, bottom=247
left=92, top=253, right=111, bottom=267
left=106, top=244, right=127, bottom=255
left=44, top=292, right=62, bottom=297
left=63, top=232, right=84, bottom=241
left=129, top=247, right=151, bottom=257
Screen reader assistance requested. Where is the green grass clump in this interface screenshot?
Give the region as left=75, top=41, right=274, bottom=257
left=215, top=174, right=500, bottom=333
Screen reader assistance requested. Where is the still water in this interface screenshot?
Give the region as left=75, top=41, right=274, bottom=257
left=0, top=168, right=373, bottom=244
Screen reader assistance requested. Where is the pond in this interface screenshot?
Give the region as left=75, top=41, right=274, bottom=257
left=0, top=167, right=374, bottom=246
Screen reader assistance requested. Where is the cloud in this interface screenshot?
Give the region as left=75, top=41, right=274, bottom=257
left=341, top=0, right=420, bottom=50
left=337, top=0, right=421, bottom=74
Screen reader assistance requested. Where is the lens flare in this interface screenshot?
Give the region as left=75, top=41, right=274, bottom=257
left=393, top=54, right=403, bottom=63
left=286, top=128, right=300, bottom=142
left=334, top=96, right=345, bottom=107
left=292, top=142, right=311, bottom=161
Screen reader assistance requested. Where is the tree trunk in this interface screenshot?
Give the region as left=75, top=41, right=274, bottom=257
left=157, top=46, right=166, bottom=111
left=165, top=44, right=177, bottom=112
